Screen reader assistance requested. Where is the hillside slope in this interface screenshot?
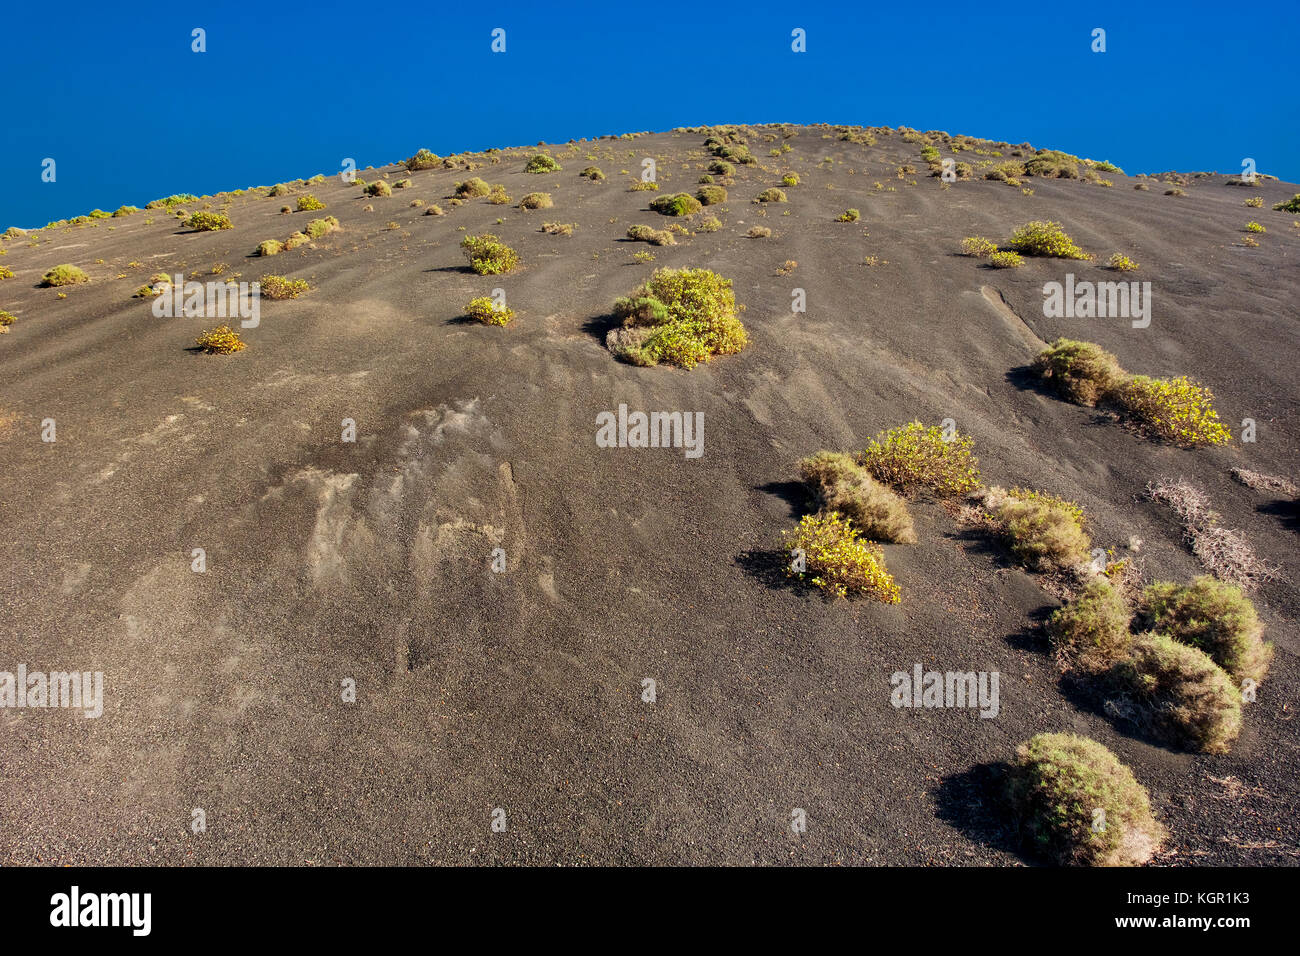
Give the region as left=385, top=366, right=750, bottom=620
left=1, top=124, right=1297, bottom=865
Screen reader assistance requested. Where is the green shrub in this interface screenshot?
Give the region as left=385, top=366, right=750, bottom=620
left=1245, top=220, right=1265, bottom=233
left=195, top=326, right=246, bottom=354
left=259, top=275, right=310, bottom=299
left=1139, top=577, right=1272, bottom=683
left=453, top=177, right=489, bottom=198
left=519, top=192, right=553, bottom=210
left=296, top=194, right=326, bottom=212
left=524, top=154, right=562, bottom=173
left=40, top=264, right=89, bottom=287
left=460, top=234, right=519, bottom=275
left=268, top=183, right=293, bottom=197
left=696, top=185, right=728, bottom=205
left=649, top=193, right=703, bottom=216
left=365, top=180, right=392, bottom=197
left=392, top=178, right=412, bottom=189
left=1008, top=221, right=1090, bottom=259
left=836, top=208, right=860, bottom=222
left=985, top=160, right=1027, bottom=182
left=1007, top=733, right=1164, bottom=866
left=466, top=296, right=514, bottom=327
left=186, top=211, right=232, bottom=232
left=989, top=487, right=1091, bottom=571
left=1108, top=253, right=1139, bottom=271
left=626, top=224, right=675, bottom=245
left=283, top=232, right=310, bottom=250
left=147, top=193, right=198, bottom=208
left=708, top=160, right=735, bottom=177
left=1024, top=150, right=1080, bottom=179
left=697, top=215, right=721, bottom=232
left=256, top=239, right=283, bottom=257
left=961, top=236, right=997, bottom=257
left=989, top=251, right=1024, bottom=268
left=797, top=452, right=916, bottom=543
left=1113, top=375, right=1230, bottom=447
left=1271, top=193, right=1300, bottom=213
left=486, top=184, right=509, bottom=204
left=781, top=511, right=901, bottom=602
left=859, top=422, right=980, bottom=497
left=606, top=267, right=747, bottom=369
left=304, top=216, right=340, bottom=239
left=112, top=205, right=139, bottom=217
left=581, top=166, right=605, bottom=180
left=406, top=148, right=441, bottom=171
left=629, top=181, right=660, bottom=192
left=0, top=309, right=16, bottom=331
left=754, top=188, right=787, bottom=203
left=782, top=173, right=800, bottom=186
left=1033, top=338, right=1124, bottom=406
left=1244, top=196, right=1264, bottom=208
left=1048, top=578, right=1134, bottom=672
left=1104, top=632, right=1242, bottom=753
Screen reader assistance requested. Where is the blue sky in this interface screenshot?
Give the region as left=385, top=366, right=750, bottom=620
left=3, top=0, right=1297, bottom=228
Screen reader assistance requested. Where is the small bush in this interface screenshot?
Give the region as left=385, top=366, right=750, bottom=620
left=961, top=236, right=996, bottom=257
left=524, top=154, right=562, bottom=173
left=195, top=325, right=247, bottom=354
left=40, top=264, right=89, bottom=287
left=542, top=222, right=576, bottom=236
left=0, top=309, right=15, bottom=331
left=626, top=224, right=675, bottom=245
left=296, top=194, right=326, bottom=212
left=696, top=185, right=728, bottom=205
left=1113, top=375, right=1230, bottom=447
left=1048, top=578, right=1134, bottom=673
left=461, top=234, right=519, bottom=275
left=256, top=239, right=283, bottom=257
left=453, top=177, right=490, bottom=199
left=1103, top=632, right=1242, bottom=753
left=781, top=511, right=901, bottom=602
left=259, top=275, right=310, bottom=299
left=798, top=452, right=916, bottom=543
left=268, top=183, right=293, bottom=197
left=1008, top=221, right=1090, bottom=259
left=186, top=211, right=232, bottom=232
left=1244, top=220, right=1265, bottom=233
left=1108, top=253, right=1139, bottom=271
left=859, top=422, right=980, bottom=497
left=487, top=184, right=510, bottom=204
left=697, top=215, right=721, bottom=232
left=1023, top=150, right=1080, bottom=179
left=1139, top=577, right=1272, bottom=683
left=629, top=181, right=660, bottom=192
left=837, top=209, right=861, bottom=223
left=649, top=193, right=703, bottom=217
left=1165, top=187, right=1186, bottom=197
left=0, top=266, right=12, bottom=280
left=304, top=216, right=340, bottom=239
left=708, top=160, right=735, bottom=177
left=1271, top=193, right=1300, bottom=213
left=989, top=251, right=1024, bottom=268
left=989, top=486, right=1091, bottom=571
left=425, top=204, right=444, bottom=216
left=782, top=173, right=800, bottom=186
left=1007, top=733, right=1164, bottom=866
left=519, top=192, right=553, bottom=210
left=406, top=148, right=440, bottom=171
left=605, top=267, right=747, bottom=369
left=365, top=181, right=392, bottom=197
left=747, top=226, right=772, bottom=238
left=1244, top=196, right=1263, bottom=208
left=1033, top=338, right=1124, bottom=407
left=466, top=296, right=515, bottom=327
left=392, top=178, right=412, bottom=189
left=283, top=232, right=310, bottom=250
left=113, top=205, right=139, bottom=217
left=754, top=188, right=787, bottom=203
left=581, top=166, right=605, bottom=181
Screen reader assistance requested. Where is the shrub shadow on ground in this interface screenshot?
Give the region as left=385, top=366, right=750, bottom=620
left=932, top=761, right=1029, bottom=863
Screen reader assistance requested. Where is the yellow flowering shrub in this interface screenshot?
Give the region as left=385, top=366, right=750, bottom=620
left=195, top=326, right=246, bottom=354
left=1008, top=220, right=1091, bottom=259
left=860, top=422, right=981, bottom=496
left=1114, top=375, right=1230, bottom=447
left=782, top=511, right=901, bottom=602
left=466, top=296, right=514, bottom=326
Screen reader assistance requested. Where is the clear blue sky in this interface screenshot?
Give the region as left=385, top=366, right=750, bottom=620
left=3, top=0, right=1296, bottom=228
